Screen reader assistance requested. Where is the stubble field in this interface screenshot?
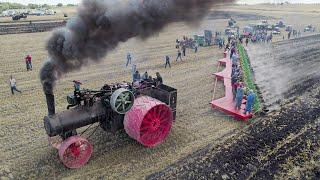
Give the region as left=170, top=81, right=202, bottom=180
left=0, top=4, right=319, bottom=179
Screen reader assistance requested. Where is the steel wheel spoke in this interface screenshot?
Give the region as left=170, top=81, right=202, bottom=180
left=125, top=101, right=132, bottom=104
left=116, top=103, right=121, bottom=110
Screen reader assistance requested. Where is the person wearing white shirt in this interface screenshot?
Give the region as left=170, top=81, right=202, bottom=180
left=9, top=75, right=21, bottom=95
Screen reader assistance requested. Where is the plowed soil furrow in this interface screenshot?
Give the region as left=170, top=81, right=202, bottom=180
left=147, top=35, right=320, bottom=180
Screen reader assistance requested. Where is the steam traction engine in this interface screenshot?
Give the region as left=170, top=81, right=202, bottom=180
left=44, top=80, right=177, bottom=168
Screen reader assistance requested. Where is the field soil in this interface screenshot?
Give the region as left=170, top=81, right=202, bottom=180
left=148, top=35, right=320, bottom=179
left=0, top=17, right=242, bottom=180
left=0, top=4, right=320, bottom=179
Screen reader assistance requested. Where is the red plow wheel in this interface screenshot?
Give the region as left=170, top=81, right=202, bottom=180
left=124, top=96, right=173, bottom=147
left=58, top=136, right=93, bottom=169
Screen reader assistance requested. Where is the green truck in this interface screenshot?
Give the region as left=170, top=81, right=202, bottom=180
left=194, top=35, right=205, bottom=46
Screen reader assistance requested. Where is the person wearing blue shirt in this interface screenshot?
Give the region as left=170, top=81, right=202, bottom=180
left=231, top=53, right=238, bottom=66
left=245, top=90, right=255, bottom=114
left=126, top=53, right=132, bottom=67
left=235, top=85, right=244, bottom=110
left=133, top=71, right=141, bottom=82
left=73, top=80, right=82, bottom=91
left=142, top=71, right=148, bottom=81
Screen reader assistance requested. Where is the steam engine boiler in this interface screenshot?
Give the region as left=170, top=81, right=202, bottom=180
left=44, top=79, right=177, bottom=168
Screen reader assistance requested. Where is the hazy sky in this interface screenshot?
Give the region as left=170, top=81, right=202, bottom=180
left=1, top=0, right=319, bottom=5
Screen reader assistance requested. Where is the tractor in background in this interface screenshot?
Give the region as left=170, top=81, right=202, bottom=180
left=12, top=13, right=27, bottom=20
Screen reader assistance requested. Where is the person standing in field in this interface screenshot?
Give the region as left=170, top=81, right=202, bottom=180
left=126, top=53, right=132, bottom=67
left=182, top=45, right=186, bottom=57
left=245, top=38, right=249, bottom=46
left=194, top=43, right=198, bottom=53
left=25, top=54, right=32, bottom=71
left=131, top=64, right=137, bottom=81
left=176, top=49, right=182, bottom=61
left=165, top=55, right=171, bottom=68
left=218, top=39, right=223, bottom=49
left=9, top=75, right=22, bottom=95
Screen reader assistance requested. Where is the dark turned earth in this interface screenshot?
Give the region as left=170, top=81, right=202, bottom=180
left=147, top=35, right=320, bottom=179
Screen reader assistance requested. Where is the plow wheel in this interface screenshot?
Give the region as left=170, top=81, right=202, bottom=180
left=58, top=136, right=93, bottom=169
left=124, top=96, right=173, bottom=147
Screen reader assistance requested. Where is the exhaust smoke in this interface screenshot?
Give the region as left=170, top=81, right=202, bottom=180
left=40, top=0, right=234, bottom=94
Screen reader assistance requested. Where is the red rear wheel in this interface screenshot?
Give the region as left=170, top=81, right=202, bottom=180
left=58, top=136, right=93, bottom=169
left=124, top=96, right=173, bottom=147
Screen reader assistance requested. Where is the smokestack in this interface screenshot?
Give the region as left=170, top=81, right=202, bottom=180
left=40, top=0, right=235, bottom=94
left=45, top=93, right=56, bottom=116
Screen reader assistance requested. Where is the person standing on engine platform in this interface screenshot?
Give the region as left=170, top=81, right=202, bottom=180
left=147, top=76, right=153, bottom=82
left=73, top=80, right=82, bottom=92
left=165, top=55, right=171, bottom=68
left=155, top=72, right=163, bottom=86
left=9, top=75, right=22, bottom=95
left=133, top=71, right=141, bottom=82
left=142, top=71, right=149, bottom=81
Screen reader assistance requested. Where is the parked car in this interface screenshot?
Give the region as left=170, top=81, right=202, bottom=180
left=12, top=13, right=27, bottom=20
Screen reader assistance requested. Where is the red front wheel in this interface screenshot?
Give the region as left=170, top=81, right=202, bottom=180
left=58, top=136, right=93, bottom=169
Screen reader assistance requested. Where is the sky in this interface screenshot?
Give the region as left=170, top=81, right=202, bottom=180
left=0, top=0, right=320, bottom=5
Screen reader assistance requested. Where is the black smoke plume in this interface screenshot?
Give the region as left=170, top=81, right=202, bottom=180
left=40, top=0, right=234, bottom=93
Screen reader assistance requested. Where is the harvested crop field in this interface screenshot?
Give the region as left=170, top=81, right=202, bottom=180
left=0, top=21, right=67, bottom=35
left=0, top=18, right=242, bottom=179
left=1, top=3, right=320, bottom=179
